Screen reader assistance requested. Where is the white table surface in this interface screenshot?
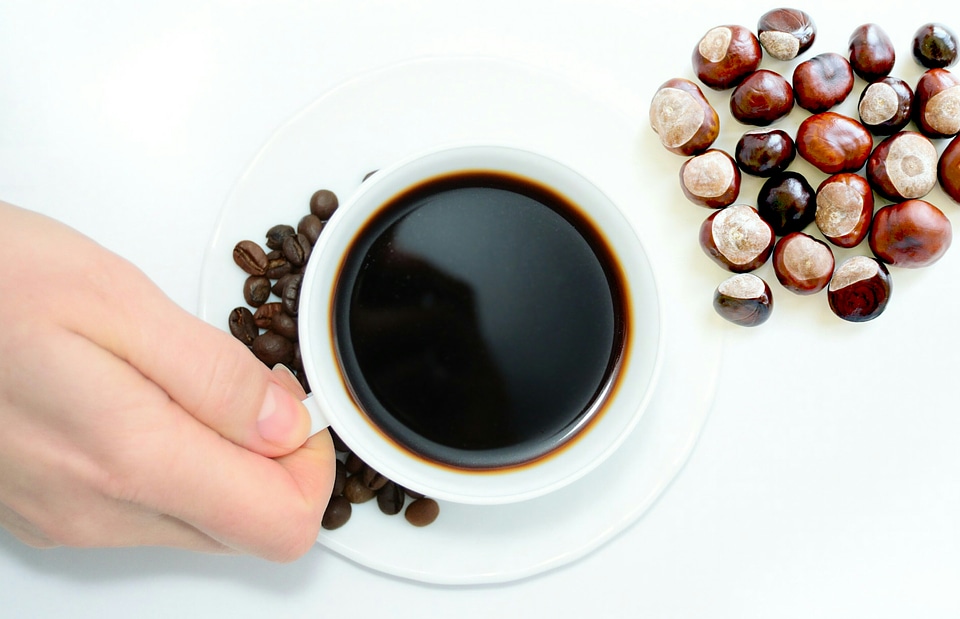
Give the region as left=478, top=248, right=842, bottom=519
left=2, top=1, right=960, bottom=616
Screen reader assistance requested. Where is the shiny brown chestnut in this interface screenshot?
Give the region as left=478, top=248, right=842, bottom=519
left=729, top=69, right=794, bottom=126
left=866, top=131, right=938, bottom=201
left=793, top=52, right=855, bottom=113
left=912, top=23, right=959, bottom=69
left=914, top=68, right=960, bottom=138
left=713, top=273, right=773, bottom=327
left=756, top=170, right=816, bottom=236
left=827, top=256, right=892, bottom=322
left=857, top=77, right=914, bottom=135
left=692, top=25, right=762, bottom=90
left=757, top=8, right=816, bottom=61
left=699, top=204, right=775, bottom=272
left=937, top=133, right=960, bottom=203
left=772, top=231, right=835, bottom=295
left=869, top=199, right=952, bottom=268
left=815, top=173, right=874, bottom=248
left=848, top=23, right=896, bottom=81
left=735, top=129, right=796, bottom=177
left=796, top=112, right=873, bottom=174
left=649, top=78, right=721, bottom=156
left=679, top=149, right=741, bottom=208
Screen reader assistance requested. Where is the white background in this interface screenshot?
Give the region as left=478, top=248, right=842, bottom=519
left=2, top=1, right=959, bottom=617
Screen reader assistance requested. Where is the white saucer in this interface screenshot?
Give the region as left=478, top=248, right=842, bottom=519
left=198, top=55, right=724, bottom=585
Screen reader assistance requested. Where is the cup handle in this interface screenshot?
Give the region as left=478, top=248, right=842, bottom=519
left=302, top=395, right=332, bottom=435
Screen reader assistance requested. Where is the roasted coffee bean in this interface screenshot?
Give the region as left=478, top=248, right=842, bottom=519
left=271, top=272, right=298, bottom=297
left=362, top=465, right=389, bottom=491
left=404, top=498, right=440, bottom=527
left=264, top=250, right=292, bottom=280
left=265, top=224, right=296, bottom=250
left=282, top=233, right=312, bottom=267
left=332, top=459, right=347, bottom=497
left=251, top=332, right=294, bottom=366
left=298, top=214, right=325, bottom=245
left=345, top=452, right=365, bottom=475
left=322, top=496, right=352, bottom=530
left=252, top=302, right=283, bottom=329
left=376, top=481, right=405, bottom=516
left=270, top=311, right=298, bottom=340
left=280, top=273, right=303, bottom=317
left=242, top=275, right=272, bottom=307
left=310, top=189, right=339, bottom=220
left=403, top=487, right=425, bottom=500
left=232, top=240, right=268, bottom=275
left=330, top=429, right=351, bottom=453
left=228, top=306, right=258, bottom=346
left=343, top=475, right=376, bottom=504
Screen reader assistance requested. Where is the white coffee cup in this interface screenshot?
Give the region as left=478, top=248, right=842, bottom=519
left=298, top=144, right=662, bottom=505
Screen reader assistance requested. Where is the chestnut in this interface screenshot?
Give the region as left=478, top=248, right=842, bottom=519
left=757, top=8, right=816, bottom=61
left=827, top=256, right=892, bottom=322
left=729, top=69, right=794, bottom=125
left=912, top=23, right=959, bottom=69
left=699, top=204, right=775, bottom=272
left=848, top=23, right=896, bottom=81
left=735, top=128, right=796, bottom=177
left=866, top=131, right=938, bottom=201
left=649, top=78, right=720, bottom=155
left=772, top=231, right=835, bottom=295
left=692, top=25, right=762, bottom=90
left=796, top=112, right=873, bottom=174
left=679, top=149, right=741, bottom=208
left=815, top=173, right=874, bottom=248
left=756, top=171, right=816, bottom=236
left=937, top=132, right=960, bottom=202
left=914, top=68, right=960, bottom=138
left=713, top=273, right=773, bottom=327
left=857, top=76, right=914, bottom=135
left=869, top=199, right=952, bottom=268
left=792, top=52, right=855, bottom=113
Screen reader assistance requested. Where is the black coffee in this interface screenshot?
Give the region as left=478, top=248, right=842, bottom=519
left=333, top=171, right=627, bottom=469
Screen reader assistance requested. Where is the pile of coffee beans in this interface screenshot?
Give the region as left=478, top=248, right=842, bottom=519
left=228, top=182, right=439, bottom=530
left=650, top=8, right=960, bottom=326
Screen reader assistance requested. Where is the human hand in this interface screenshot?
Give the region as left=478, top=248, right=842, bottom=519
left=0, top=202, right=335, bottom=561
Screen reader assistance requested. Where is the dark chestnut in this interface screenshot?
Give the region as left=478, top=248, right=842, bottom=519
left=815, top=173, right=874, bottom=248
left=692, top=25, right=762, bottom=90
left=772, top=232, right=835, bottom=295
left=729, top=69, right=794, bottom=125
left=912, top=23, right=959, bottom=69
left=827, top=256, right=892, bottom=322
left=869, top=199, right=952, bottom=268
left=699, top=204, right=775, bottom=272
left=713, top=273, right=773, bottom=327
left=937, top=133, right=960, bottom=203
left=735, top=129, right=796, bottom=177
left=679, top=149, right=741, bottom=208
left=756, top=171, right=816, bottom=236
left=914, top=68, right=960, bottom=139
left=857, top=76, right=914, bottom=135
left=757, top=8, right=816, bottom=61
left=796, top=112, right=873, bottom=174
left=866, top=131, right=938, bottom=201
left=793, top=52, right=855, bottom=113
left=848, top=23, right=896, bottom=81
left=649, top=78, right=721, bottom=155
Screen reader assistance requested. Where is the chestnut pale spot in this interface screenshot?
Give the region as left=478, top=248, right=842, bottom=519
left=829, top=255, right=879, bottom=290
left=683, top=151, right=735, bottom=198
left=650, top=88, right=705, bottom=148
left=718, top=272, right=766, bottom=299
left=926, top=85, right=960, bottom=134
left=713, top=204, right=773, bottom=265
left=885, top=133, right=938, bottom=198
left=759, top=31, right=800, bottom=61
left=699, top=27, right=733, bottom=62
left=859, top=82, right=899, bottom=124
left=782, top=234, right=833, bottom=280
left=816, top=182, right=862, bottom=237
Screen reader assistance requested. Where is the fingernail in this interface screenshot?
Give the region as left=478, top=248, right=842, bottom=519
left=257, top=381, right=309, bottom=448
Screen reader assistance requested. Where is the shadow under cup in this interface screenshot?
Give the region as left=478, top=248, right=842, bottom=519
left=301, top=146, right=662, bottom=503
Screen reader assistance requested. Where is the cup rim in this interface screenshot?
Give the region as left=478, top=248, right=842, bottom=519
left=299, top=143, right=664, bottom=504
